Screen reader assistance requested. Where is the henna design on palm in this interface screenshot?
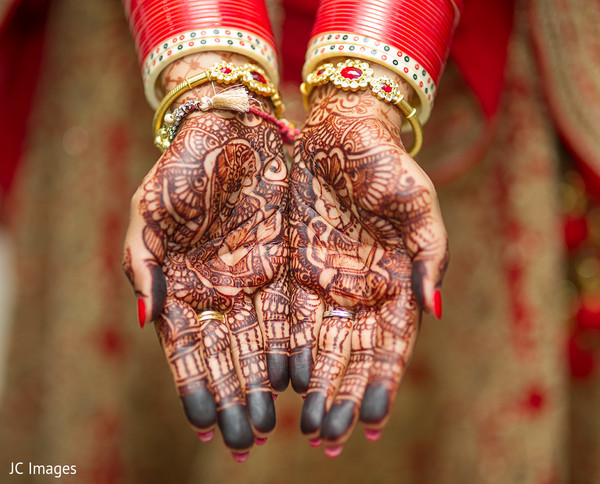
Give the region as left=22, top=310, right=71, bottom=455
left=124, top=108, right=289, bottom=452
left=290, top=86, right=449, bottom=450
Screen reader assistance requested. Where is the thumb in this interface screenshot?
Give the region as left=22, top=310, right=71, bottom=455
left=408, top=188, right=449, bottom=318
left=123, top=190, right=167, bottom=328
left=385, top=160, right=449, bottom=319
left=411, top=240, right=449, bottom=319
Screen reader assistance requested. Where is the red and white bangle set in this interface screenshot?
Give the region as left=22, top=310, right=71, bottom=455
left=123, top=0, right=279, bottom=109
left=124, top=0, right=462, bottom=152
left=304, top=0, right=462, bottom=123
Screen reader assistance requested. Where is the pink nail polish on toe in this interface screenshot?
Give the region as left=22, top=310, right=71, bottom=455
left=232, top=452, right=249, bottom=463
left=196, top=430, right=214, bottom=442
left=309, top=438, right=322, bottom=447
left=324, top=445, right=344, bottom=458
left=365, top=429, right=382, bottom=441
left=255, top=437, right=267, bottom=446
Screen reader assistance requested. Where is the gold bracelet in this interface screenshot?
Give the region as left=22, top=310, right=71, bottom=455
left=153, top=61, right=284, bottom=151
left=300, top=59, right=423, bottom=157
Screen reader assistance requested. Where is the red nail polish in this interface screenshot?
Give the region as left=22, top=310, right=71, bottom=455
left=254, top=437, right=267, bottom=446
left=309, top=438, right=322, bottom=447
left=433, top=289, right=442, bottom=320
left=137, top=298, right=146, bottom=328
left=196, top=430, right=214, bottom=442
left=364, top=429, right=382, bottom=441
left=272, top=393, right=278, bottom=402
left=302, top=395, right=306, bottom=400
left=324, top=445, right=344, bottom=458
left=232, top=452, right=249, bottom=463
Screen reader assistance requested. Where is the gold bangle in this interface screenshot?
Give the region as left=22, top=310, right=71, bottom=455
left=153, top=61, right=284, bottom=151
left=300, top=59, right=423, bottom=157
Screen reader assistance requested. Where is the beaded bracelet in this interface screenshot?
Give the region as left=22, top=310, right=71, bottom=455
left=160, top=88, right=298, bottom=150
left=153, top=61, right=285, bottom=151
left=161, top=93, right=246, bottom=147
left=301, top=59, right=423, bottom=157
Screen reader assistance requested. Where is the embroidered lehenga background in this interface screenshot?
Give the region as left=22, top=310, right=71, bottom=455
left=0, top=0, right=599, bottom=483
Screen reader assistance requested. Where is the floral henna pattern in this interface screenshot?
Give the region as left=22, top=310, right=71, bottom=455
left=291, top=86, right=448, bottom=447
left=126, top=108, right=288, bottom=450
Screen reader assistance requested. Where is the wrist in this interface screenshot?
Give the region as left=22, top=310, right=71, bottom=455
left=159, top=52, right=278, bottom=115
left=303, top=58, right=423, bottom=157
left=153, top=57, right=285, bottom=151
left=159, top=52, right=254, bottom=93
left=304, top=56, right=415, bottom=113
left=308, top=85, right=404, bottom=127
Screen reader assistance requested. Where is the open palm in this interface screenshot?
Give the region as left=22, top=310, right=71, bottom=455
left=123, top=110, right=289, bottom=453
left=289, top=86, right=448, bottom=451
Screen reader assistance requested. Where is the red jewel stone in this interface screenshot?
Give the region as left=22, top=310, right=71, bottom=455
left=381, top=83, right=392, bottom=93
left=340, top=66, right=362, bottom=80
left=220, top=67, right=232, bottom=74
left=317, top=69, right=325, bottom=75
left=251, top=71, right=267, bottom=84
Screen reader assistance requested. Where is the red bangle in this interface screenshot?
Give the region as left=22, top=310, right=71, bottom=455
left=305, top=0, right=462, bottom=123
left=126, top=0, right=276, bottom=61
left=311, top=0, right=459, bottom=84
left=124, top=0, right=278, bottom=108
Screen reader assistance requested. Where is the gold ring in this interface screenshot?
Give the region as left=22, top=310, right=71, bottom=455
left=197, top=310, right=224, bottom=323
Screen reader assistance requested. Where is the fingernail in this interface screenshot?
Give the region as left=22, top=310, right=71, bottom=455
left=137, top=298, right=146, bottom=328
left=272, top=393, right=278, bottom=402
left=302, top=395, right=306, bottom=400
left=364, top=429, right=382, bottom=441
left=433, top=289, right=442, bottom=319
left=324, top=445, right=344, bottom=458
left=254, top=437, right=267, bottom=446
left=232, top=452, right=249, bottom=463
left=196, top=430, right=214, bottom=442
left=309, top=438, right=322, bottom=447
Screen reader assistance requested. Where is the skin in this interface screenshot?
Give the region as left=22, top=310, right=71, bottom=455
left=123, top=52, right=448, bottom=458
left=290, top=65, right=449, bottom=453
left=123, top=53, right=289, bottom=454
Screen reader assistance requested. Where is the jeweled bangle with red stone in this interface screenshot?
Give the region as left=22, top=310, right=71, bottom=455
left=302, top=59, right=423, bottom=156
left=123, top=0, right=279, bottom=109
left=304, top=0, right=463, bottom=123
left=153, top=62, right=285, bottom=151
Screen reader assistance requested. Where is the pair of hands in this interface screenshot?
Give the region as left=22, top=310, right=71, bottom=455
left=123, top=57, right=449, bottom=459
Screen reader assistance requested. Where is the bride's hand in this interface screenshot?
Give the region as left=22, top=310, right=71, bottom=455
left=123, top=54, right=289, bottom=457
left=289, top=80, right=448, bottom=454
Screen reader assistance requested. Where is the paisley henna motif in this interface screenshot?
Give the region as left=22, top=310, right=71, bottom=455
left=291, top=85, right=449, bottom=448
